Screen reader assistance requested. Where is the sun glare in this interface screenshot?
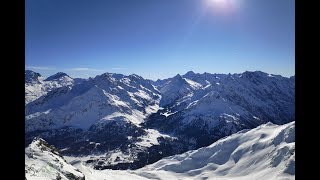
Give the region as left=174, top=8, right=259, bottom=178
left=209, top=0, right=228, bottom=6
left=211, top=0, right=227, bottom=3
left=205, top=0, right=236, bottom=14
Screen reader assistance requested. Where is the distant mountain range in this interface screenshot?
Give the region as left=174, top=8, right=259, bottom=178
left=25, top=70, right=294, bottom=170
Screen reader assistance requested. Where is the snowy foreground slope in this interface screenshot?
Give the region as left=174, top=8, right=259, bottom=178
left=62, top=121, right=294, bottom=180
left=25, top=138, right=85, bottom=180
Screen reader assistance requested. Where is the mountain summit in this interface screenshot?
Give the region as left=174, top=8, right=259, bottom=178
left=25, top=70, right=74, bottom=104
left=44, top=72, right=71, bottom=81
left=25, top=70, right=42, bottom=83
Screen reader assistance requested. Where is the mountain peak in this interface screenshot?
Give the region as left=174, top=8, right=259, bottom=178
left=129, top=74, right=143, bottom=80
left=25, top=70, right=42, bottom=83
left=111, top=73, right=126, bottom=80
left=25, top=70, right=37, bottom=74
left=98, top=72, right=113, bottom=78
left=45, top=72, right=71, bottom=81
left=170, top=74, right=186, bottom=84
left=241, top=71, right=268, bottom=78
left=185, top=71, right=195, bottom=76
left=95, top=72, right=123, bottom=82
left=31, top=137, right=60, bottom=155
left=173, top=74, right=183, bottom=79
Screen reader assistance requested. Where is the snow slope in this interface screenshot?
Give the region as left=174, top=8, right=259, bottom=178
left=25, top=138, right=85, bottom=180
left=25, top=72, right=161, bottom=132
left=25, top=70, right=75, bottom=104
left=159, top=74, right=202, bottom=107
left=155, top=71, right=294, bottom=125
left=146, top=70, right=294, bottom=149
left=66, top=121, right=295, bottom=180
left=134, top=121, right=295, bottom=179
left=25, top=72, right=167, bottom=170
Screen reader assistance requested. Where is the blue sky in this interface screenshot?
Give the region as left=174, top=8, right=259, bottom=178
left=26, top=0, right=295, bottom=80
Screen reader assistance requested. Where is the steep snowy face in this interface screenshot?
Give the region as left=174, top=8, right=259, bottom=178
left=25, top=72, right=168, bottom=170
left=25, top=72, right=161, bottom=132
left=159, top=74, right=202, bottom=106
left=25, top=70, right=43, bottom=83
left=25, top=138, right=85, bottom=180
left=44, top=72, right=75, bottom=87
left=45, top=72, right=70, bottom=81
left=133, top=122, right=295, bottom=180
left=25, top=71, right=75, bottom=104
left=182, top=71, right=212, bottom=86
left=146, top=71, right=294, bottom=149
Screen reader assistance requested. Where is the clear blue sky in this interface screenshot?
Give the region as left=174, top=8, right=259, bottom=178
left=26, top=0, right=295, bottom=80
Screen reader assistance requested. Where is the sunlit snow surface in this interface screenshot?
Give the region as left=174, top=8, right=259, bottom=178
left=25, top=72, right=161, bottom=131
left=25, top=138, right=85, bottom=180
left=25, top=72, right=74, bottom=104
left=25, top=71, right=295, bottom=179
left=132, top=121, right=295, bottom=180
left=36, top=122, right=294, bottom=180
left=135, top=129, right=177, bottom=147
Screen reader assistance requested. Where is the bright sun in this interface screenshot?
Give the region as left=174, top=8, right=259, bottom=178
left=211, top=0, right=226, bottom=3
left=206, top=0, right=234, bottom=13
left=209, top=0, right=228, bottom=5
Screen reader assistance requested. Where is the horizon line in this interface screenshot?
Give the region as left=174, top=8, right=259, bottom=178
left=26, top=68, right=295, bottom=81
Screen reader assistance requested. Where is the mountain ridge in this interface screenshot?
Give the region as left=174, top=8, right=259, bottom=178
left=25, top=69, right=295, bottom=170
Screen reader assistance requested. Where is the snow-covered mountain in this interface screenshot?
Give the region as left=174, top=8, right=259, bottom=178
left=25, top=70, right=42, bottom=83
left=25, top=72, right=161, bottom=131
left=159, top=74, right=202, bottom=107
left=25, top=138, right=85, bottom=180
left=25, top=72, right=173, bottom=170
left=132, top=121, right=295, bottom=180
left=25, top=70, right=76, bottom=104
left=146, top=70, right=294, bottom=148
left=25, top=70, right=294, bottom=170
left=27, top=122, right=294, bottom=180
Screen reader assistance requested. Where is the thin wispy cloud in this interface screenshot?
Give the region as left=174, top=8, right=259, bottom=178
left=68, top=68, right=104, bottom=72
left=111, top=67, right=127, bottom=70
left=26, top=66, right=56, bottom=70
